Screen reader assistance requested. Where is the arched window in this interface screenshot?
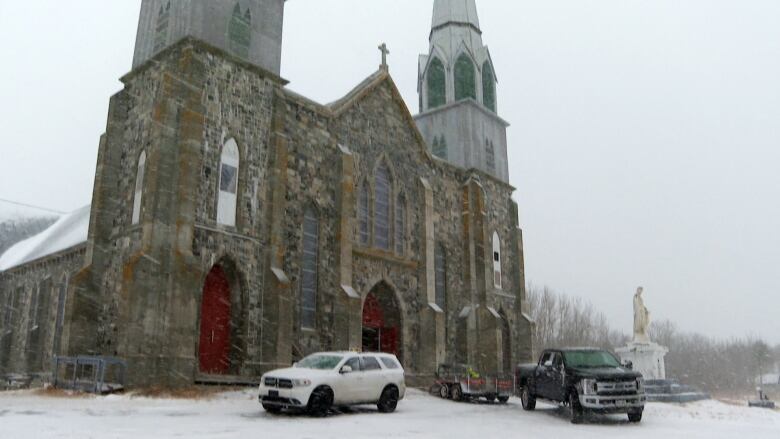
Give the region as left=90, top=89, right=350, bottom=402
left=482, top=61, right=496, bottom=112
left=435, top=244, right=447, bottom=309
left=132, top=151, right=146, bottom=225
left=153, top=1, right=171, bottom=53
left=358, top=182, right=370, bottom=245
left=217, top=139, right=240, bottom=227
left=427, top=57, right=446, bottom=109
left=374, top=164, right=392, bottom=250
left=432, top=135, right=447, bottom=159
left=493, top=232, right=503, bottom=289
left=229, top=3, right=252, bottom=59
left=395, top=194, right=406, bottom=254
left=485, top=139, right=495, bottom=172
left=300, top=207, right=319, bottom=329
left=454, top=54, right=476, bottom=101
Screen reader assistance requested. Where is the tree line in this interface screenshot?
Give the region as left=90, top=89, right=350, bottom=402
left=527, top=284, right=779, bottom=396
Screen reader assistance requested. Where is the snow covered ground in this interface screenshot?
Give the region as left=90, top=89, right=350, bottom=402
left=0, top=388, right=777, bottom=439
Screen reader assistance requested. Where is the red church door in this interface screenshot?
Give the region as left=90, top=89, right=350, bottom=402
left=199, top=266, right=231, bottom=374
left=362, top=292, right=399, bottom=357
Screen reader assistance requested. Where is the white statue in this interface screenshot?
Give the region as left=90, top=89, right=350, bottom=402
left=633, top=287, right=651, bottom=343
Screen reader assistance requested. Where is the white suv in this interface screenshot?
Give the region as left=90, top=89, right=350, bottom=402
left=259, top=352, right=406, bottom=415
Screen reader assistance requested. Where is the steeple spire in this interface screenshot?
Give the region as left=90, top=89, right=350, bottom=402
left=431, top=0, right=481, bottom=32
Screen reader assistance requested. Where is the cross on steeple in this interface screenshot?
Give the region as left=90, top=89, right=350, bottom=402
left=378, top=43, right=390, bottom=70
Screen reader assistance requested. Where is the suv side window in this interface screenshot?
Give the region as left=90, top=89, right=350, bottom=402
left=361, top=356, right=382, bottom=371
left=380, top=357, right=400, bottom=370
left=344, top=357, right=361, bottom=372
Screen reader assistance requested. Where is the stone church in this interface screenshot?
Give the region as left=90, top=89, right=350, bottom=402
left=0, top=0, right=533, bottom=387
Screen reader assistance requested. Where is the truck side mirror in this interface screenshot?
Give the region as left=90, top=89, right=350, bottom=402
left=623, top=361, right=633, bottom=370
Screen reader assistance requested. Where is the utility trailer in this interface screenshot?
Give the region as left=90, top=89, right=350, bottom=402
left=430, top=364, right=513, bottom=403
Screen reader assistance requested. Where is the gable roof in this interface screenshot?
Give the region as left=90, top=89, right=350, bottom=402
left=0, top=205, right=90, bottom=272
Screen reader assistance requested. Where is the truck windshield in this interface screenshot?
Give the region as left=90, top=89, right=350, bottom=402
left=563, top=351, right=621, bottom=368
left=296, top=354, right=344, bottom=370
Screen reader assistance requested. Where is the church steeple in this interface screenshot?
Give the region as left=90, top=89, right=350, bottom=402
left=133, top=0, right=286, bottom=75
left=414, top=0, right=510, bottom=183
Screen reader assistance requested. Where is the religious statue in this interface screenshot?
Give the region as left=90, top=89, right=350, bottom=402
left=633, top=287, right=651, bottom=343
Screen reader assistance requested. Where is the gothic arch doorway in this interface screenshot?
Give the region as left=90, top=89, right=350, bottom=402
left=198, top=263, right=245, bottom=375
left=362, top=282, right=403, bottom=363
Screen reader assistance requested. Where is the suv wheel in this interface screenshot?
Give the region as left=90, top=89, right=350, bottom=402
left=438, top=384, right=450, bottom=399
left=378, top=386, right=399, bottom=413
left=307, top=387, right=333, bottom=417
left=521, top=386, right=536, bottom=411
left=569, top=391, right=584, bottom=424
left=628, top=410, right=643, bottom=423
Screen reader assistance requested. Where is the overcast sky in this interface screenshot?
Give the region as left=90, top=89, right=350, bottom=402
left=0, top=0, right=778, bottom=343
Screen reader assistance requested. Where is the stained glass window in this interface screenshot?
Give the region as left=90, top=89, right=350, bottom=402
left=374, top=164, right=391, bottom=250
left=153, top=2, right=171, bottom=53
left=432, top=135, right=447, bottom=159
left=132, top=151, right=146, bottom=225
left=301, top=207, right=319, bottom=329
left=482, top=61, right=496, bottom=112
left=358, top=182, right=370, bottom=245
left=455, top=54, right=476, bottom=101
left=435, top=244, right=447, bottom=309
left=217, top=139, right=240, bottom=226
left=229, top=3, right=252, bottom=59
left=395, top=194, right=406, bottom=254
left=427, top=57, right=446, bottom=109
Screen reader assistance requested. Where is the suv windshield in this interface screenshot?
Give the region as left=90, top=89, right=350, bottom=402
left=563, top=351, right=621, bottom=368
left=296, top=354, right=344, bottom=370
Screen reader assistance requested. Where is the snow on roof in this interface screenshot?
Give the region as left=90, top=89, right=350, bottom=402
left=0, top=205, right=90, bottom=271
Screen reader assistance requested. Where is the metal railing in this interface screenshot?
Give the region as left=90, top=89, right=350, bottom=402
left=53, top=356, right=127, bottom=394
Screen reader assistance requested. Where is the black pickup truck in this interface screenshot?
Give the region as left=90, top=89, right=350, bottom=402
left=516, top=348, right=646, bottom=423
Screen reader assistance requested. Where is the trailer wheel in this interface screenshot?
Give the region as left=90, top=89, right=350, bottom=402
left=439, top=384, right=450, bottom=399
left=486, top=396, right=496, bottom=403
left=451, top=385, right=463, bottom=402
left=497, top=396, right=509, bottom=404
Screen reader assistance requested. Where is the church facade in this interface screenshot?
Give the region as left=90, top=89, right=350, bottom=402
left=0, top=0, right=533, bottom=387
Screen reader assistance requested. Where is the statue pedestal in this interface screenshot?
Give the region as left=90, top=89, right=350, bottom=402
left=616, top=342, right=668, bottom=380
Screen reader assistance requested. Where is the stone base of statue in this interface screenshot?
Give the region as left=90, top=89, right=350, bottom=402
left=616, top=341, right=668, bottom=380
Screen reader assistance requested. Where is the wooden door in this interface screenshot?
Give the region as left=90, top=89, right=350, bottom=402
left=199, top=266, right=231, bottom=374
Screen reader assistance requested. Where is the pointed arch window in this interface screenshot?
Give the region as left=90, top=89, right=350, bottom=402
left=485, top=139, right=496, bottom=172
left=427, top=57, right=446, bottom=109
left=358, top=182, right=370, bottom=245
left=374, top=164, right=392, bottom=250
left=492, top=232, right=503, bottom=289
left=435, top=244, right=447, bottom=309
left=432, top=135, right=447, bottom=159
left=132, top=151, right=146, bottom=225
left=395, top=194, right=406, bottom=254
left=153, top=1, right=171, bottom=53
left=454, top=54, right=476, bottom=101
left=217, top=139, right=240, bottom=227
left=482, top=61, right=496, bottom=112
left=300, top=207, right=319, bottom=329
left=229, top=3, right=252, bottom=59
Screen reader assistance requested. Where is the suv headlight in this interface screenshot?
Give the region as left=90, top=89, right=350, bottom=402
left=636, top=377, right=645, bottom=392
left=293, top=379, right=312, bottom=388
left=581, top=379, right=598, bottom=395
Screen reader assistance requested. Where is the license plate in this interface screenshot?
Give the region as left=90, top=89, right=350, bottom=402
left=269, top=390, right=279, bottom=397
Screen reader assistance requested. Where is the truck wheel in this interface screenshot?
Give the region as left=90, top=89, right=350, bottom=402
left=378, top=386, right=399, bottom=413
left=439, top=384, right=450, bottom=399
left=521, top=387, right=536, bottom=411
left=628, top=410, right=643, bottom=423
left=307, top=387, right=333, bottom=417
left=569, top=391, right=584, bottom=424
left=451, top=385, right=463, bottom=402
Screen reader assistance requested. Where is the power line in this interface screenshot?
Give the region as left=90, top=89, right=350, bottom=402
left=0, top=198, right=67, bottom=215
